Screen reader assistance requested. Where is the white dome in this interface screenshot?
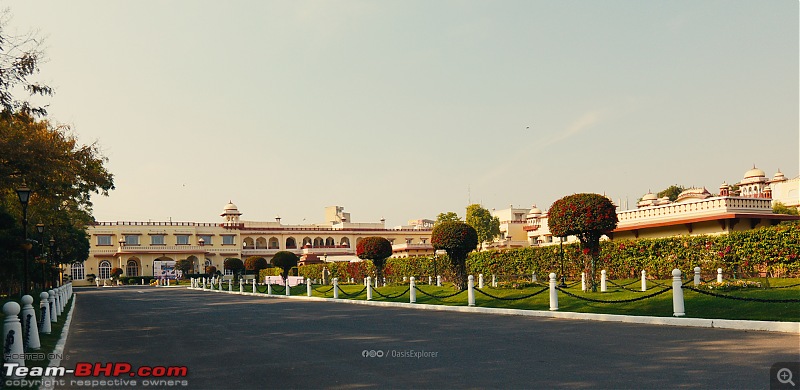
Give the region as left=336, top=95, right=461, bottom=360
left=641, top=192, right=658, bottom=201
left=772, top=170, right=787, bottom=181
left=224, top=201, right=238, bottom=211
left=744, top=167, right=766, bottom=179
left=528, top=204, right=542, bottom=216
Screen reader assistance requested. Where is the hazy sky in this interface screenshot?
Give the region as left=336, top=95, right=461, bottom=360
left=5, top=1, right=799, bottom=226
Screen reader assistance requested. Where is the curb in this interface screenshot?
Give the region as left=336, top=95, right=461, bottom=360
left=40, top=294, right=76, bottom=390
left=188, top=287, right=800, bottom=334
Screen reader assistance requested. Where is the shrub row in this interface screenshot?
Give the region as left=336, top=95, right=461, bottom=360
left=292, top=224, right=800, bottom=281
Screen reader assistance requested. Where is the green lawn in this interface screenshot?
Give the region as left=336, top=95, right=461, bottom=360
left=240, top=278, right=800, bottom=322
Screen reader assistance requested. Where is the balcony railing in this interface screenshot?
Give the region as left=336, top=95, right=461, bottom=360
left=617, top=196, right=772, bottom=225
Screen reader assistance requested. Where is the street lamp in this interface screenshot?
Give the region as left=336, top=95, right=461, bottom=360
left=36, top=223, right=44, bottom=289
left=433, top=251, right=438, bottom=286
left=16, top=186, right=31, bottom=295
left=48, top=238, right=55, bottom=288
left=559, top=237, right=567, bottom=287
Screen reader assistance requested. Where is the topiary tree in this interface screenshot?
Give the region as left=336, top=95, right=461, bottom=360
left=431, top=221, right=478, bottom=290
left=205, top=265, right=217, bottom=276
left=110, top=267, right=123, bottom=280
left=548, top=193, right=618, bottom=292
left=245, top=256, right=269, bottom=277
left=175, top=259, right=194, bottom=278
left=223, top=258, right=244, bottom=278
left=356, top=236, right=393, bottom=283
left=271, top=251, right=299, bottom=284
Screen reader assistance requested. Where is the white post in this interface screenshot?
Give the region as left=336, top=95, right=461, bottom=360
left=333, top=278, right=339, bottom=299
left=492, top=274, right=497, bottom=288
left=532, top=272, right=537, bottom=282
left=218, top=277, right=222, bottom=290
left=285, top=279, right=291, bottom=296
left=694, top=267, right=701, bottom=286
left=3, top=301, right=25, bottom=377
left=600, top=270, right=607, bottom=292
left=20, top=295, right=40, bottom=350
left=375, top=277, right=379, bottom=288
left=202, top=277, right=207, bottom=290
left=468, top=275, right=475, bottom=307
left=641, top=270, right=647, bottom=292
left=436, top=275, right=441, bottom=287
left=478, top=274, right=484, bottom=289
left=167, top=278, right=170, bottom=286
left=366, top=277, right=373, bottom=300
left=581, top=272, right=587, bottom=292
left=53, top=288, right=62, bottom=318
left=428, top=276, right=432, bottom=285
left=38, top=292, right=51, bottom=335
left=672, top=269, right=685, bottom=317
left=239, top=279, right=244, bottom=294
left=409, top=277, right=416, bottom=303
left=717, top=268, right=723, bottom=283
left=267, top=283, right=272, bottom=295
left=307, top=278, right=312, bottom=297
left=253, top=278, right=256, bottom=294
left=48, top=290, right=57, bottom=323
left=549, top=273, right=558, bottom=311
left=228, top=279, right=232, bottom=292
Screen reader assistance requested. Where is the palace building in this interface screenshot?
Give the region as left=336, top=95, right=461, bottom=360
left=71, top=204, right=433, bottom=285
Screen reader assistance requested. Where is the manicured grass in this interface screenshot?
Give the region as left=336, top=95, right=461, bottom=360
left=236, top=278, right=800, bottom=322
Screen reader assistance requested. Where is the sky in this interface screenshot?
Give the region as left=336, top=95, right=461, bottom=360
left=4, top=1, right=798, bottom=226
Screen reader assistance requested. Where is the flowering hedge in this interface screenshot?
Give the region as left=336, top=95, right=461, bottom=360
left=294, top=224, right=800, bottom=281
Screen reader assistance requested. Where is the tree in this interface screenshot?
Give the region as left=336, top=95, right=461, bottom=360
left=223, top=258, right=244, bottom=278
left=205, top=265, right=217, bottom=276
left=431, top=221, right=478, bottom=290
left=109, top=267, right=123, bottom=280
left=548, top=193, right=618, bottom=292
left=435, top=212, right=461, bottom=224
left=0, top=11, right=53, bottom=118
left=773, top=202, right=799, bottom=216
left=356, top=237, right=392, bottom=283
left=271, top=251, right=299, bottom=283
left=657, top=185, right=685, bottom=202
left=466, top=204, right=500, bottom=246
left=244, top=256, right=268, bottom=276
left=175, top=259, right=194, bottom=277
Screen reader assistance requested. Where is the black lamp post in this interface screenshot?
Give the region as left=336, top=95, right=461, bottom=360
left=16, top=186, right=31, bottom=295
left=48, top=238, right=55, bottom=289
left=559, top=238, right=567, bottom=287
left=433, top=251, right=438, bottom=286
left=36, top=223, right=44, bottom=289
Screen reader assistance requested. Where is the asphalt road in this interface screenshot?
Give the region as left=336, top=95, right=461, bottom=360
left=55, top=286, right=799, bottom=389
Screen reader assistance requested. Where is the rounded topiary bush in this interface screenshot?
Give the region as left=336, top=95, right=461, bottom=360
left=271, top=251, right=299, bottom=281
left=432, top=221, right=478, bottom=290
left=356, top=236, right=393, bottom=282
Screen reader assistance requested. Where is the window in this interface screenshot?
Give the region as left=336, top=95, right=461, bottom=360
left=222, top=235, right=235, bottom=245
left=176, top=235, right=190, bottom=245
left=268, top=237, right=279, bottom=249
left=286, top=237, right=296, bottom=249
left=151, top=235, right=166, bottom=245
left=97, top=236, right=112, bottom=246
left=126, top=260, right=139, bottom=277
left=224, top=268, right=233, bottom=276
left=405, top=238, right=413, bottom=244
left=71, top=262, right=85, bottom=280
left=198, top=235, right=212, bottom=245
left=124, top=235, right=140, bottom=246
left=99, top=260, right=111, bottom=279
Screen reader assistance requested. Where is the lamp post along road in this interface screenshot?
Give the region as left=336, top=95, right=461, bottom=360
left=17, top=186, right=31, bottom=296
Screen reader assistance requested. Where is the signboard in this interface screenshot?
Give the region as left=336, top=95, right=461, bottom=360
left=153, top=260, right=181, bottom=280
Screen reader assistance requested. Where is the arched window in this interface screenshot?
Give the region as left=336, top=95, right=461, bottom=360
left=126, top=259, right=139, bottom=277
left=313, top=237, right=324, bottom=247
left=243, top=237, right=255, bottom=248
left=286, top=237, right=297, bottom=249
left=268, top=237, right=279, bottom=249
left=256, top=237, right=267, bottom=249
left=99, top=260, right=112, bottom=279
left=340, top=237, right=350, bottom=248
left=70, top=262, right=85, bottom=280
left=325, top=237, right=335, bottom=246
left=302, top=237, right=312, bottom=247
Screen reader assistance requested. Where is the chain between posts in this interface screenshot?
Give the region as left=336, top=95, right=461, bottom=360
left=413, top=287, right=467, bottom=300
left=313, top=286, right=335, bottom=294
left=554, top=286, right=672, bottom=303
left=256, top=285, right=269, bottom=294
left=372, top=287, right=411, bottom=299
left=473, top=287, right=549, bottom=301
left=336, top=285, right=367, bottom=298
left=606, top=280, right=660, bottom=292
left=684, top=286, right=800, bottom=303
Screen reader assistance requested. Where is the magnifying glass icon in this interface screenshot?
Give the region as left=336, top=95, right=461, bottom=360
left=777, top=368, right=796, bottom=386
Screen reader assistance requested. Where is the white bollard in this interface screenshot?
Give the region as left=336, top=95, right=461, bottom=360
left=409, top=277, right=416, bottom=303
left=468, top=275, right=475, bottom=307
left=267, top=283, right=272, bottom=295
left=549, top=273, right=558, bottom=311
left=641, top=270, right=647, bottom=292
left=532, top=272, right=537, bottom=283
left=202, top=278, right=207, bottom=290
left=478, top=274, right=484, bottom=289
left=436, top=275, right=441, bottom=287
left=218, top=277, right=222, bottom=290
left=717, top=268, right=723, bottom=283
left=428, top=276, right=432, bottom=285
left=229, top=279, right=233, bottom=292
left=167, top=279, right=170, bottom=286
left=20, top=295, right=40, bottom=350
left=672, top=269, right=685, bottom=317
left=252, top=278, right=256, bottom=294
left=366, top=277, right=373, bottom=300
left=48, top=290, right=57, bottom=323
left=3, top=301, right=25, bottom=377
left=694, top=267, right=701, bottom=286
left=492, top=274, right=497, bottom=288
left=54, top=288, right=62, bottom=318
left=307, top=278, right=312, bottom=297
left=581, top=272, right=587, bottom=292
left=375, top=277, right=379, bottom=288
left=286, top=279, right=291, bottom=296
left=333, top=278, right=339, bottom=299
left=239, top=279, right=244, bottom=294
left=601, top=270, right=607, bottom=292
left=39, top=292, right=51, bottom=335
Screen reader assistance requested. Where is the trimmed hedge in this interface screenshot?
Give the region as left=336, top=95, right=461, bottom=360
left=295, top=225, right=800, bottom=281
